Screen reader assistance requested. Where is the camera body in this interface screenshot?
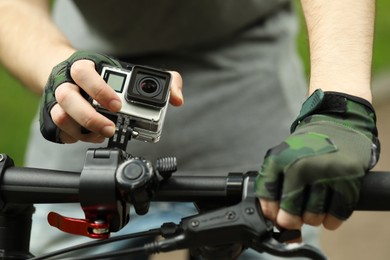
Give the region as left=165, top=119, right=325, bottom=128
left=93, top=64, right=171, bottom=143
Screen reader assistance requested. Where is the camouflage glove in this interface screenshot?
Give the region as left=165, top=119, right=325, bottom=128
left=256, top=89, right=380, bottom=220
left=40, top=51, right=122, bottom=143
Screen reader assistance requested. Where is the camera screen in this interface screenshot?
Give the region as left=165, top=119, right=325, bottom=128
left=105, top=71, right=127, bottom=93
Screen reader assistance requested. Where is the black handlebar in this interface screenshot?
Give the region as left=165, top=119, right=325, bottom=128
left=1, top=166, right=80, bottom=204
left=2, top=164, right=390, bottom=211
left=1, top=150, right=390, bottom=260
left=357, top=171, right=390, bottom=210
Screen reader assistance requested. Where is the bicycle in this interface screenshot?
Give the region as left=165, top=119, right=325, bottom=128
left=1, top=146, right=389, bottom=260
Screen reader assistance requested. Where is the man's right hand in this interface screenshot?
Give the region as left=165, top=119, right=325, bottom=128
left=39, top=51, right=184, bottom=144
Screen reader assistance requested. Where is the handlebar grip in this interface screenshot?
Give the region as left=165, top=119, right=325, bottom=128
left=155, top=171, right=390, bottom=211
left=154, top=173, right=244, bottom=204
left=1, top=167, right=80, bottom=204
left=356, top=171, right=390, bottom=211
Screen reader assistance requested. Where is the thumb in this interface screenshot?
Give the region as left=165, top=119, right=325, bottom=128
left=168, top=71, right=184, bottom=106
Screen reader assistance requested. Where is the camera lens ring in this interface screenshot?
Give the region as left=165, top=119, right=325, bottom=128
left=136, top=77, right=162, bottom=98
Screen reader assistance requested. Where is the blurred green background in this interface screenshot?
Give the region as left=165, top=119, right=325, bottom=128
left=1, top=1, right=389, bottom=166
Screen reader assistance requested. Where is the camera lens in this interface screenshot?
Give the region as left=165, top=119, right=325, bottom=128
left=137, top=77, right=162, bottom=97
left=126, top=66, right=170, bottom=108
left=140, top=79, right=158, bottom=94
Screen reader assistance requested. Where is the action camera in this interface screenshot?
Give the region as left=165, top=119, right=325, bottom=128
left=93, top=64, right=171, bottom=143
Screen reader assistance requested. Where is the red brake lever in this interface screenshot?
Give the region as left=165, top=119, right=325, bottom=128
left=47, top=212, right=110, bottom=239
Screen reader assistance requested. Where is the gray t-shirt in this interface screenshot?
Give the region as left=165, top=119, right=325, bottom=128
left=27, top=0, right=306, bottom=173
left=28, top=1, right=319, bottom=256
left=53, top=0, right=291, bottom=55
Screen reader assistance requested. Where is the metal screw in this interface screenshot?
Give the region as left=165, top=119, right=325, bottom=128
left=92, top=227, right=109, bottom=234
left=245, top=207, right=255, bottom=215
left=92, top=220, right=109, bottom=234
left=191, top=220, right=199, bottom=227
left=226, top=211, right=236, bottom=220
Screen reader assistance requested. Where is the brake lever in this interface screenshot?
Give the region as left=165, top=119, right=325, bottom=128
left=255, top=237, right=326, bottom=260
left=157, top=172, right=327, bottom=259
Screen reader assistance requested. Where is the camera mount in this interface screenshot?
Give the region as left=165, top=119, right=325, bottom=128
left=106, top=113, right=137, bottom=151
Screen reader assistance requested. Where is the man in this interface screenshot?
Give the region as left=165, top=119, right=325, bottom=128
left=0, top=0, right=379, bottom=259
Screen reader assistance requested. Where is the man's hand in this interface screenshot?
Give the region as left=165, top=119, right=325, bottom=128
left=256, top=89, right=380, bottom=240
left=40, top=51, right=183, bottom=144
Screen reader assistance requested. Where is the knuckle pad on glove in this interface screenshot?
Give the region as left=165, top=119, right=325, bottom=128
left=327, top=178, right=361, bottom=220
left=257, top=132, right=337, bottom=202
left=256, top=143, right=288, bottom=200
left=304, top=183, right=328, bottom=214
left=281, top=152, right=363, bottom=218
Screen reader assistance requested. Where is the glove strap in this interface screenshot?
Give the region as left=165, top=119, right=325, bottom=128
left=291, top=89, right=376, bottom=133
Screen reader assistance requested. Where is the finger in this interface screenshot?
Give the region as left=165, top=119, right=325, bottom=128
left=58, top=131, right=78, bottom=144
left=70, top=59, right=122, bottom=112
left=277, top=209, right=303, bottom=230
left=259, top=199, right=279, bottom=222
left=276, top=209, right=303, bottom=243
left=50, top=103, right=79, bottom=141
left=51, top=103, right=107, bottom=143
left=168, top=71, right=184, bottom=106
left=55, top=83, right=115, bottom=137
left=323, top=214, right=343, bottom=230
left=303, top=212, right=325, bottom=226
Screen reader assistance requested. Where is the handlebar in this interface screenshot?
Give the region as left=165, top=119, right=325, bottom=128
left=2, top=160, right=389, bottom=211
left=1, top=150, right=390, bottom=260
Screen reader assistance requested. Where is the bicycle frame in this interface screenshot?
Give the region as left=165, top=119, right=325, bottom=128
left=0, top=149, right=389, bottom=260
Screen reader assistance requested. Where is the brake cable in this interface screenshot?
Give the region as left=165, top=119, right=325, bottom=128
left=30, top=228, right=161, bottom=260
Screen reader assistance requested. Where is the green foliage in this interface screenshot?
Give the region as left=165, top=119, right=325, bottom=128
left=372, top=0, right=390, bottom=72
left=0, top=69, right=39, bottom=165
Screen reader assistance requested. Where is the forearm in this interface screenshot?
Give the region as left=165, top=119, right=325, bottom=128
left=300, top=0, right=375, bottom=102
left=0, top=0, right=75, bottom=94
